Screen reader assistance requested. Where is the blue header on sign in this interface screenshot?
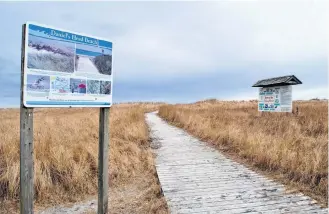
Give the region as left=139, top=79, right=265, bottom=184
left=28, top=24, right=112, bottom=49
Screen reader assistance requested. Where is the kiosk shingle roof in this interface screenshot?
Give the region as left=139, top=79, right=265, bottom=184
left=252, top=75, right=302, bottom=87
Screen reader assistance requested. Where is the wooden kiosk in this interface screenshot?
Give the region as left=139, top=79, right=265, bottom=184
left=252, top=75, right=302, bottom=113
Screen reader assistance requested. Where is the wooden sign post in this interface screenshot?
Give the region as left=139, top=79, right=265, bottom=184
left=98, top=107, right=110, bottom=213
left=20, top=24, right=34, bottom=214
left=20, top=22, right=113, bottom=214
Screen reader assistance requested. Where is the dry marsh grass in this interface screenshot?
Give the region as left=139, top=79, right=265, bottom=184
left=158, top=100, right=328, bottom=205
left=0, top=104, right=167, bottom=213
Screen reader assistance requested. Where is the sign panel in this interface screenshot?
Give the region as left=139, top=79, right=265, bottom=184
left=23, top=22, right=113, bottom=107
left=258, top=85, right=292, bottom=112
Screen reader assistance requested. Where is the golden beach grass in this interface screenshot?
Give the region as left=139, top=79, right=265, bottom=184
left=0, top=103, right=167, bottom=213
left=158, top=100, right=328, bottom=205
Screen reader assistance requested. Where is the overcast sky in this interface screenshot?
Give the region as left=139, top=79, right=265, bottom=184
left=0, top=1, right=327, bottom=107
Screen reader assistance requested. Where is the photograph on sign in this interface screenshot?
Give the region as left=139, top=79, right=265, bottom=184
left=27, top=34, right=75, bottom=73
left=26, top=74, right=50, bottom=93
left=23, top=22, right=113, bottom=107
left=70, top=78, right=87, bottom=94
left=75, top=44, right=112, bottom=75
left=258, top=86, right=292, bottom=112
left=87, top=80, right=100, bottom=94
left=100, top=81, right=111, bottom=95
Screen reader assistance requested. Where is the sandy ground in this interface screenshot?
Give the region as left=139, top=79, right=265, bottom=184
left=37, top=174, right=166, bottom=214
left=38, top=199, right=97, bottom=214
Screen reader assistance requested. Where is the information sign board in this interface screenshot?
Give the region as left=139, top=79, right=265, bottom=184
left=23, top=22, right=113, bottom=107
left=258, top=85, right=292, bottom=112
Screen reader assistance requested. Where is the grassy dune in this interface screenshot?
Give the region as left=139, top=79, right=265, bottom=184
left=158, top=100, right=328, bottom=205
left=0, top=103, right=167, bottom=213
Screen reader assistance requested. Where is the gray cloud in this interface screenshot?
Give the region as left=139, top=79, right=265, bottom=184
left=0, top=1, right=327, bottom=107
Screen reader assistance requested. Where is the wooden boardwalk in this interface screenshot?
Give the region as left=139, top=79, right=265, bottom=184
left=146, top=112, right=327, bottom=214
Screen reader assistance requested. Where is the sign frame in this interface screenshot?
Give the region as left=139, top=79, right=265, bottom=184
left=23, top=21, right=113, bottom=108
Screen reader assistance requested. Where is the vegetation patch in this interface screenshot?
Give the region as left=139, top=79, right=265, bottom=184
left=0, top=103, right=167, bottom=213
left=158, top=100, right=328, bottom=206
